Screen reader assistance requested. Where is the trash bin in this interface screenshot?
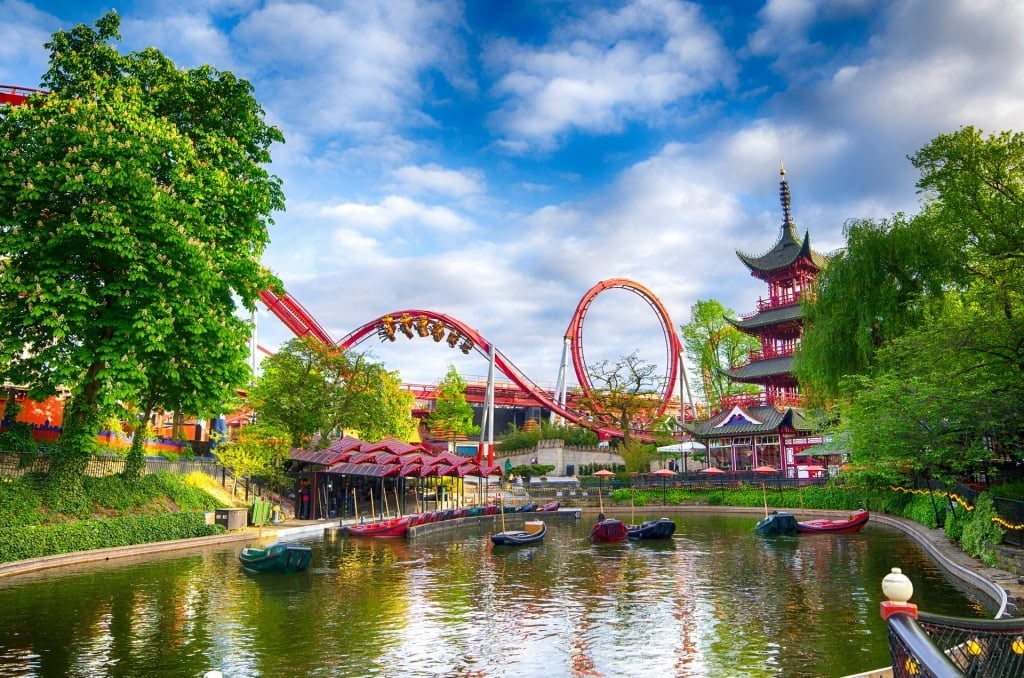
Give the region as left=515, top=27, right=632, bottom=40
left=214, top=507, right=248, bottom=530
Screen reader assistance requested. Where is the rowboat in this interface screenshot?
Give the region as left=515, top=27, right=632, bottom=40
left=344, top=516, right=413, bottom=538
left=538, top=501, right=560, bottom=512
left=797, top=509, right=869, bottom=534
left=490, top=520, right=547, bottom=546
left=627, top=517, right=676, bottom=540
left=590, top=517, right=629, bottom=543
left=754, top=511, right=799, bottom=536
left=238, top=542, right=313, bottom=573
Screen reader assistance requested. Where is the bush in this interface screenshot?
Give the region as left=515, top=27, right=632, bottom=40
left=960, top=493, right=1005, bottom=567
left=0, top=512, right=226, bottom=564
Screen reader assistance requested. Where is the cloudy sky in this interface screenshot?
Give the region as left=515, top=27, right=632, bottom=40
left=4, top=0, right=1024, bottom=397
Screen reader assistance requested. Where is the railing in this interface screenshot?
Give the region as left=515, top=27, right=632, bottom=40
left=879, top=568, right=1024, bottom=678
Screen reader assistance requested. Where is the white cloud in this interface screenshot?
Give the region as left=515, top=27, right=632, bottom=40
left=391, top=164, right=485, bottom=198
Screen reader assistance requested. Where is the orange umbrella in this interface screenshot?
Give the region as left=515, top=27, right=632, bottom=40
left=653, top=468, right=676, bottom=505
left=753, top=465, right=778, bottom=473
left=699, top=467, right=726, bottom=474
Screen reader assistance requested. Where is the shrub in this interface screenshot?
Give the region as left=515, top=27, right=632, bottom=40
left=960, top=493, right=1005, bottom=567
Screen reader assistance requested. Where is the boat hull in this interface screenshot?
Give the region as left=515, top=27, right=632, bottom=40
left=238, top=542, right=313, bottom=573
left=797, top=510, right=869, bottom=534
left=754, top=512, right=799, bottom=536
left=491, top=520, right=547, bottom=546
left=628, top=517, right=676, bottom=540
left=344, top=516, right=413, bottom=538
left=590, top=518, right=629, bottom=543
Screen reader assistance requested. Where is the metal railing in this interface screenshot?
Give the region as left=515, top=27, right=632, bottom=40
left=888, top=610, right=1024, bottom=677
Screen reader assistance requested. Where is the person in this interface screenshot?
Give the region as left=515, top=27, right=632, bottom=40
left=597, top=512, right=606, bottom=522
left=299, top=479, right=311, bottom=520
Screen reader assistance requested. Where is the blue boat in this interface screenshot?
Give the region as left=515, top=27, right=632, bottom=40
left=627, top=517, right=676, bottom=540
left=238, top=542, right=313, bottom=573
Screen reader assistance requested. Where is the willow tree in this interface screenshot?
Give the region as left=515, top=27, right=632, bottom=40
left=248, top=337, right=417, bottom=448
left=575, top=350, right=664, bottom=444
left=0, top=13, right=284, bottom=494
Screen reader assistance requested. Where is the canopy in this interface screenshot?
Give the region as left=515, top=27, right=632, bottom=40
left=657, top=441, right=707, bottom=453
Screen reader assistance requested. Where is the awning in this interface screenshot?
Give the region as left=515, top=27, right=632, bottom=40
left=324, top=462, right=400, bottom=478
left=795, top=444, right=846, bottom=457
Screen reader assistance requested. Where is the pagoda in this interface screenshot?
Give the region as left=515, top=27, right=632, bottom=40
left=681, top=167, right=829, bottom=478
left=722, top=164, right=827, bottom=407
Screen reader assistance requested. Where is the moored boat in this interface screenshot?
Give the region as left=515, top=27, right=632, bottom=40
left=590, top=517, right=629, bottom=543
left=490, top=520, right=547, bottom=546
left=344, top=516, right=413, bottom=538
left=797, top=509, right=869, bottom=534
left=754, top=511, right=799, bottom=536
left=627, top=517, right=676, bottom=540
left=538, top=501, right=560, bottom=512
left=238, top=542, right=313, bottom=573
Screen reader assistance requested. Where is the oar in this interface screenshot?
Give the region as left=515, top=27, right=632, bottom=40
left=630, top=486, right=635, bottom=525
left=394, top=486, right=402, bottom=517
left=382, top=483, right=390, bottom=517
left=352, top=488, right=359, bottom=523
left=500, top=487, right=506, bottom=533
left=369, top=487, right=376, bottom=521
left=762, top=483, right=768, bottom=518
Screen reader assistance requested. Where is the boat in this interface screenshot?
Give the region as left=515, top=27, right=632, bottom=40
left=754, top=511, right=799, bottom=536
left=627, top=517, right=676, bottom=540
left=538, top=501, right=560, bottom=512
left=490, top=520, right=547, bottom=546
left=797, top=509, right=869, bottom=534
left=590, top=517, right=629, bottom=543
left=516, top=502, right=538, bottom=512
left=344, top=516, right=413, bottom=538
left=238, top=541, right=313, bottom=573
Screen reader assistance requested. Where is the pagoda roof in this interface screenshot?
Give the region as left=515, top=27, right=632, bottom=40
left=736, top=169, right=828, bottom=274
left=684, top=404, right=813, bottom=437
left=721, top=355, right=795, bottom=383
left=728, top=304, right=804, bottom=332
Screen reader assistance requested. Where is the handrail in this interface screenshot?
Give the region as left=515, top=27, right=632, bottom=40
left=886, top=612, right=964, bottom=677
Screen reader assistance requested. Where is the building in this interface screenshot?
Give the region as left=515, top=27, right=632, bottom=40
left=683, top=167, right=829, bottom=478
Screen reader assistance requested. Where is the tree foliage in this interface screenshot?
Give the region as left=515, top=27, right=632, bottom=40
left=811, top=126, right=1024, bottom=475
left=680, top=299, right=760, bottom=409
left=574, top=350, right=665, bottom=442
left=248, top=337, right=417, bottom=448
left=0, top=12, right=284, bottom=487
left=215, top=422, right=292, bottom=497
left=426, top=365, right=479, bottom=446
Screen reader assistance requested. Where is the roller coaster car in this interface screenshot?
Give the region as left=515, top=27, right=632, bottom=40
left=447, top=331, right=461, bottom=347
left=459, top=339, right=473, bottom=354
left=415, top=316, right=430, bottom=337
left=379, top=316, right=396, bottom=341
left=430, top=323, right=446, bottom=341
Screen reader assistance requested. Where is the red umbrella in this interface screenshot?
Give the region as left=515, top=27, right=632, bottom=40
left=699, top=467, right=726, bottom=474
left=593, top=469, right=614, bottom=497
left=753, top=465, right=778, bottom=473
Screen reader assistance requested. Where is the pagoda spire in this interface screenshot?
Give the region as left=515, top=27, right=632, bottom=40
left=779, top=161, right=793, bottom=226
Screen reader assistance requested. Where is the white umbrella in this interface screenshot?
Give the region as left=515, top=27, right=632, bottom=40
left=656, top=441, right=707, bottom=453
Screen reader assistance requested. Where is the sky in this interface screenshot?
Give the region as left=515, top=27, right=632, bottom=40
left=4, top=0, right=1024, bottom=398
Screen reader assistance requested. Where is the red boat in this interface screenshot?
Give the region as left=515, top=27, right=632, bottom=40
left=590, top=517, right=629, bottom=543
left=344, top=516, right=413, bottom=538
left=797, top=509, right=869, bottom=534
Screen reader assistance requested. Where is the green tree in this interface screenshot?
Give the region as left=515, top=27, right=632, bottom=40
left=427, top=365, right=479, bottom=449
left=215, top=422, right=291, bottom=497
left=794, top=211, right=957, bottom=405
left=680, top=300, right=760, bottom=410
left=248, top=337, right=416, bottom=448
left=0, top=13, right=284, bottom=493
left=574, top=350, right=664, bottom=443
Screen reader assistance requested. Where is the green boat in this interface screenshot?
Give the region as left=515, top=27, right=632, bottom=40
left=238, top=542, right=313, bottom=573
left=754, top=511, right=798, bottom=537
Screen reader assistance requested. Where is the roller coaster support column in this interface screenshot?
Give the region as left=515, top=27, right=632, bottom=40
left=477, top=344, right=496, bottom=467
left=551, top=337, right=571, bottom=425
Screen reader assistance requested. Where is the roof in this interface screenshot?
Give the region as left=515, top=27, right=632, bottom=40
left=289, top=435, right=503, bottom=478
left=735, top=173, right=828, bottom=275
left=684, top=404, right=814, bottom=437
left=720, top=355, right=796, bottom=383
left=728, top=304, right=804, bottom=332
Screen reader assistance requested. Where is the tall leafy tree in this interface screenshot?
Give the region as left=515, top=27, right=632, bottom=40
left=426, top=365, right=479, bottom=449
left=0, top=13, right=284, bottom=492
left=574, top=350, right=664, bottom=443
left=794, top=211, right=958, bottom=405
left=248, top=337, right=416, bottom=448
left=680, top=299, right=760, bottom=410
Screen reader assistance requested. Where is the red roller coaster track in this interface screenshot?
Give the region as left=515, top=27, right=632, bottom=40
left=258, top=280, right=682, bottom=439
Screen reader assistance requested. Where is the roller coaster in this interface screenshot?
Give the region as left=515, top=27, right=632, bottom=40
left=2, top=84, right=686, bottom=440
left=259, top=278, right=685, bottom=439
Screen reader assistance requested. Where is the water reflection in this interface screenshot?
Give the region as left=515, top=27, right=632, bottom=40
left=0, top=514, right=991, bottom=678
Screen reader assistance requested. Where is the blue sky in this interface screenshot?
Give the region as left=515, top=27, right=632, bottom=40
left=4, top=0, right=1024, bottom=396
